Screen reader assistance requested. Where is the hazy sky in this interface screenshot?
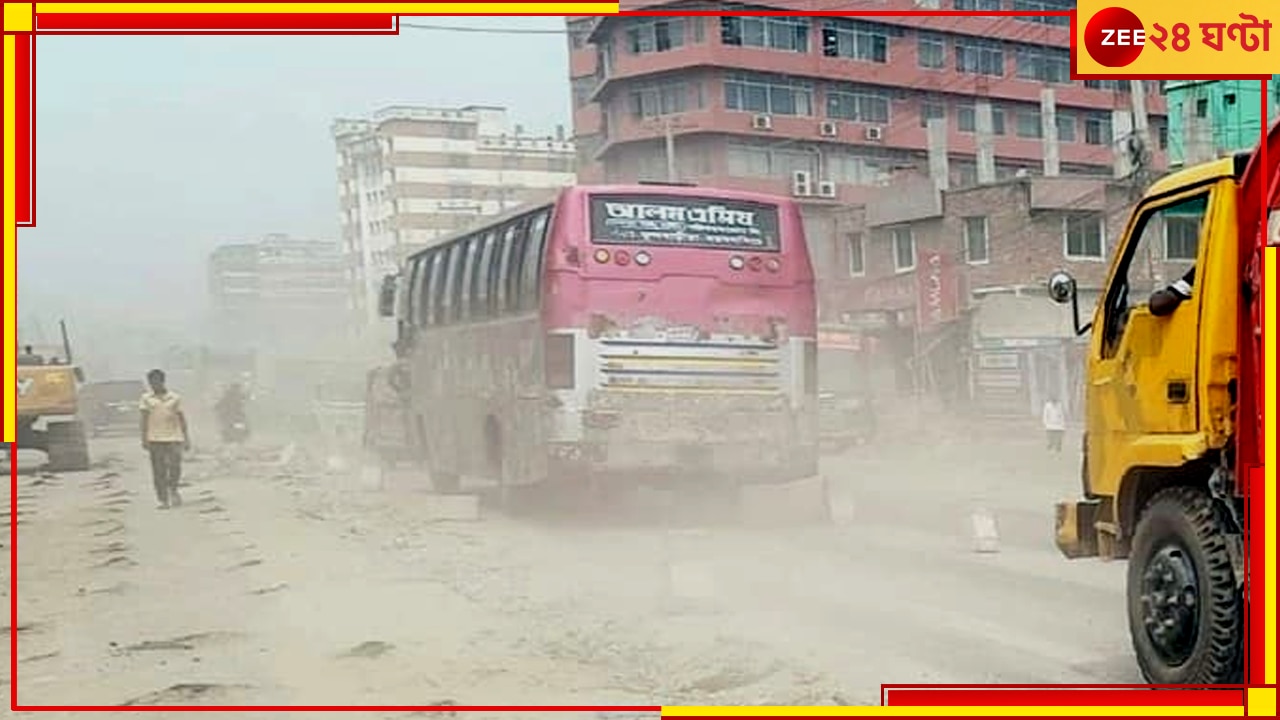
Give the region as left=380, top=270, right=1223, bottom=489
left=18, top=18, right=569, bottom=333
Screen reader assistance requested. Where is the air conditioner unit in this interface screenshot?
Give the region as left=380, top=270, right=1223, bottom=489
left=752, top=114, right=774, bottom=131
left=817, top=180, right=837, bottom=198
left=865, top=126, right=884, bottom=141
left=819, top=120, right=839, bottom=138
left=792, top=170, right=812, bottom=197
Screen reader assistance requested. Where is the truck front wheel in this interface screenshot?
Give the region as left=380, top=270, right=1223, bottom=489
left=1127, top=486, right=1242, bottom=684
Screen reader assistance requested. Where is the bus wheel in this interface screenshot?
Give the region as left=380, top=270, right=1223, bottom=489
left=1127, top=486, right=1243, bottom=684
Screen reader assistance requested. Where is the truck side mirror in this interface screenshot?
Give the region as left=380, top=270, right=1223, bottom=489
left=74, top=367, right=86, bottom=383
left=377, top=275, right=398, bottom=319
left=1047, top=271, right=1093, bottom=337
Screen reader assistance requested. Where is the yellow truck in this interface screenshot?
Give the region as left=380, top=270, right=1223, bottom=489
left=16, top=321, right=91, bottom=471
left=1047, top=122, right=1278, bottom=684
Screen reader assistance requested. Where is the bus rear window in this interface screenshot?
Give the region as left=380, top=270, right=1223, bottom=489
left=589, top=194, right=781, bottom=252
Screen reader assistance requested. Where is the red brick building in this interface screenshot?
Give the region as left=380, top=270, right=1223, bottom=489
left=564, top=2, right=1174, bottom=418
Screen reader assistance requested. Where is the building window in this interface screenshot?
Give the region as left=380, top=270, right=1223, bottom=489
left=1056, top=115, right=1076, bottom=142
left=626, top=18, right=686, bottom=54
left=727, top=143, right=818, bottom=178
left=963, top=216, right=989, bottom=264
left=1063, top=213, right=1105, bottom=260
left=1012, top=0, right=1071, bottom=25
left=821, top=19, right=889, bottom=63
left=826, top=152, right=891, bottom=186
left=955, top=0, right=1002, bottom=9
left=1016, top=111, right=1042, bottom=139
left=958, top=105, right=1006, bottom=135
left=918, top=33, right=945, bottom=69
left=1085, top=79, right=1129, bottom=93
left=826, top=89, right=890, bottom=124
left=1157, top=123, right=1168, bottom=149
left=629, top=83, right=689, bottom=118
left=920, top=101, right=946, bottom=128
left=892, top=226, right=915, bottom=272
left=1014, top=46, right=1071, bottom=84
left=955, top=39, right=1005, bottom=76
left=720, top=16, right=810, bottom=53
left=1165, top=215, right=1201, bottom=261
left=1085, top=115, right=1113, bottom=145
left=847, top=232, right=865, bottom=276
left=725, top=72, right=814, bottom=116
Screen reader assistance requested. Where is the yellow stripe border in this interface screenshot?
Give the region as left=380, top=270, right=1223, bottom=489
left=3, top=34, right=15, bottom=442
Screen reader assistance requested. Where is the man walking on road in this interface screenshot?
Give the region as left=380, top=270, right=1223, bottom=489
left=139, top=369, right=191, bottom=509
left=1042, top=397, right=1066, bottom=453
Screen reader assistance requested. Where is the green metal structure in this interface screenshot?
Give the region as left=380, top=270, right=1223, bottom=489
left=1164, top=78, right=1280, bottom=167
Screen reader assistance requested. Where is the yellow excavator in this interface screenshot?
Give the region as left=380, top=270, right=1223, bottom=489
left=16, top=320, right=91, bottom=471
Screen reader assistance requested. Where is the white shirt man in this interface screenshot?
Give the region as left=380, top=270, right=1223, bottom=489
left=1043, top=399, right=1066, bottom=453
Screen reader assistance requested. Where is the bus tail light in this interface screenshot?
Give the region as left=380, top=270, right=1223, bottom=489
left=747, top=256, right=764, bottom=272
left=765, top=258, right=781, bottom=273
left=729, top=255, right=745, bottom=271
left=634, top=250, right=652, bottom=266
left=545, top=334, right=576, bottom=390
left=594, top=249, right=611, bottom=264
left=615, top=250, right=631, bottom=266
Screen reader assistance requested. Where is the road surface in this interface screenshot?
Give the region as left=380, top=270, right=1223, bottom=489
left=5, top=419, right=1138, bottom=717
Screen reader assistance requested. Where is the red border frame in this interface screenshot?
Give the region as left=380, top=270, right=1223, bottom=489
left=5, top=3, right=1270, bottom=714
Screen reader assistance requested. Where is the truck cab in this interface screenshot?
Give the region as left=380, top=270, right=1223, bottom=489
left=1046, top=121, right=1279, bottom=685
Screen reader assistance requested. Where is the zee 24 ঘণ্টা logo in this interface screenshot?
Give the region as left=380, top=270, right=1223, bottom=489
left=1083, top=7, right=1272, bottom=67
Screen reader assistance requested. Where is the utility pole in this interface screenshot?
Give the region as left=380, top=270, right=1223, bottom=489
left=663, top=116, right=677, bottom=183
left=1127, top=80, right=1159, bottom=289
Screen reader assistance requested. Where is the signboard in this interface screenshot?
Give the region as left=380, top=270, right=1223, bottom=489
left=817, top=330, right=862, bottom=351
left=915, top=250, right=959, bottom=329
left=589, top=194, right=780, bottom=252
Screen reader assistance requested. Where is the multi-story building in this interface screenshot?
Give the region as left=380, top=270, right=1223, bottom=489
left=1165, top=77, right=1280, bottom=167
left=566, top=2, right=1175, bottom=419
left=568, top=3, right=1167, bottom=198
left=207, top=234, right=348, bottom=355
left=333, top=105, right=577, bottom=327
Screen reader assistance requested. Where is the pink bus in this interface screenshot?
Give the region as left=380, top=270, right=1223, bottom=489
left=379, top=184, right=818, bottom=495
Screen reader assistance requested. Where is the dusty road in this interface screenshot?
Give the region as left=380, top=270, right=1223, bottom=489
left=6, top=418, right=1139, bottom=716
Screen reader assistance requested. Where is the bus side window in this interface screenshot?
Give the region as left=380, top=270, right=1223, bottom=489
left=496, top=223, right=517, bottom=314
left=508, top=217, right=532, bottom=311
left=441, top=243, right=462, bottom=324
left=459, top=236, right=480, bottom=322
left=521, top=210, right=551, bottom=311
left=422, top=251, right=441, bottom=326
left=474, top=231, right=496, bottom=320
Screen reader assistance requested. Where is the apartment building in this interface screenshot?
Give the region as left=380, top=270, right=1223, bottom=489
left=567, top=2, right=1168, bottom=200
left=207, top=234, right=348, bottom=355
left=333, top=105, right=577, bottom=325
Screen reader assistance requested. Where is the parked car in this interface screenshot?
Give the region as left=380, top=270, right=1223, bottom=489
left=81, top=380, right=145, bottom=437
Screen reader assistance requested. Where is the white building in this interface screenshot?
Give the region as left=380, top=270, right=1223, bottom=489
left=332, top=105, right=577, bottom=327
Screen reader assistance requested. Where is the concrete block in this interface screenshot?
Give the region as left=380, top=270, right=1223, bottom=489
left=971, top=507, right=1000, bottom=554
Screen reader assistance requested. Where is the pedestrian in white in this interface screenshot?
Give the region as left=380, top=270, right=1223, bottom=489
left=1043, top=397, right=1066, bottom=453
